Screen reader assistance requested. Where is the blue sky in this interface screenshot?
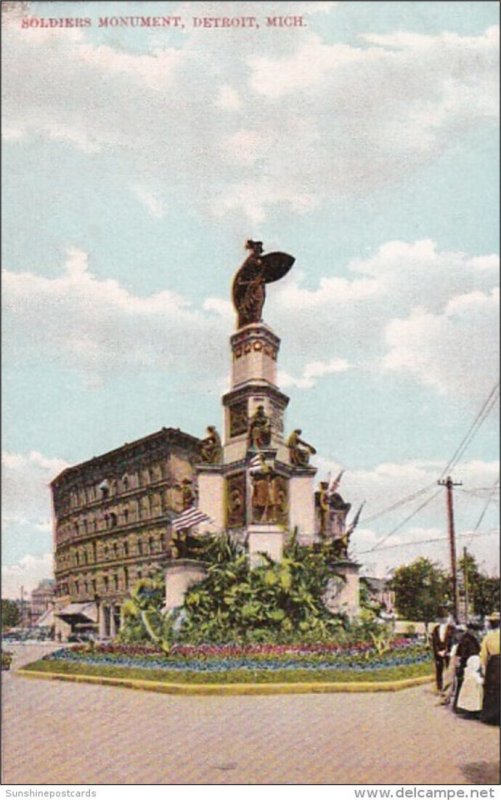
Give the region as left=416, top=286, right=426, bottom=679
left=2, top=0, right=499, bottom=595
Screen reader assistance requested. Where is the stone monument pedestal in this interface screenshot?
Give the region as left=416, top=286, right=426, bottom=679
left=323, top=560, right=360, bottom=619
left=248, top=524, right=286, bottom=569
left=165, top=559, right=208, bottom=611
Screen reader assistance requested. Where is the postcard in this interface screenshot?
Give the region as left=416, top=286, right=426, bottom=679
left=2, top=0, right=499, bottom=790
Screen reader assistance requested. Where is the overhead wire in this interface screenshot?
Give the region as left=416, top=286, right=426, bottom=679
left=354, top=382, right=499, bottom=555
left=356, top=528, right=498, bottom=556
left=438, top=383, right=499, bottom=479
left=366, top=488, right=442, bottom=553
left=464, top=476, right=500, bottom=547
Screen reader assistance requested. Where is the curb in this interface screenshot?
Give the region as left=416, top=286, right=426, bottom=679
left=16, top=669, right=434, bottom=696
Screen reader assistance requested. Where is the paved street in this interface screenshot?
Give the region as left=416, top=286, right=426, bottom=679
left=2, top=644, right=499, bottom=785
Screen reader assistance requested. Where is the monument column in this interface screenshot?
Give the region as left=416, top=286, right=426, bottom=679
left=196, top=240, right=318, bottom=558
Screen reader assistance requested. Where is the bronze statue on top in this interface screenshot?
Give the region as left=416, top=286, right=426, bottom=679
left=232, top=240, right=295, bottom=329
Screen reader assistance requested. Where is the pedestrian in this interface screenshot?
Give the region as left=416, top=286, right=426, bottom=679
left=438, top=638, right=459, bottom=706
left=431, top=616, right=455, bottom=691
left=456, top=655, right=484, bottom=716
left=453, top=622, right=481, bottom=711
left=480, top=611, right=500, bottom=726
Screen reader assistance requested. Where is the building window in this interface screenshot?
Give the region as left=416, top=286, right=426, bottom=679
left=110, top=512, right=118, bottom=528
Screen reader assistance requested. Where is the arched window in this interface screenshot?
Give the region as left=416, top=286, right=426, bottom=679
left=110, top=512, right=118, bottom=528
left=123, top=507, right=129, bottom=525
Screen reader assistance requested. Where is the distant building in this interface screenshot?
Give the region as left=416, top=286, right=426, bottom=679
left=30, top=578, right=56, bottom=624
left=51, top=427, right=201, bottom=640
left=14, top=598, right=32, bottom=627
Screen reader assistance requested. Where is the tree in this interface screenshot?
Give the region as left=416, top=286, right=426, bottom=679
left=390, top=558, right=450, bottom=628
left=458, top=552, right=500, bottom=617
left=1, top=599, right=21, bottom=630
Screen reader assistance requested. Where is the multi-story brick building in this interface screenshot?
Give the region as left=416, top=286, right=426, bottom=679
left=51, top=427, right=201, bottom=640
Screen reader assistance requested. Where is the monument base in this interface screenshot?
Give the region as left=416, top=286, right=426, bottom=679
left=323, top=560, right=360, bottom=619
left=165, top=559, right=208, bottom=611
left=248, top=524, right=286, bottom=569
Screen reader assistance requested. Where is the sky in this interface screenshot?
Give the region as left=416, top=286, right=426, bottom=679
left=2, top=0, right=499, bottom=598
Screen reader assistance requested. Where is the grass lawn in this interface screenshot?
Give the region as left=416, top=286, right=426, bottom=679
left=22, top=658, right=433, bottom=684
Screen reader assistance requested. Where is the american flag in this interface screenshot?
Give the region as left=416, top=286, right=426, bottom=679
left=249, top=453, right=264, bottom=470
left=171, top=506, right=213, bottom=532
left=346, top=502, right=365, bottom=535
left=328, top=469, right=345, bottom=494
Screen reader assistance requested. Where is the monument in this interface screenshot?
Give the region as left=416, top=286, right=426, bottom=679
left=196, top=240, right=317, bottom=564
left=175, top=240, right=360, bottom=615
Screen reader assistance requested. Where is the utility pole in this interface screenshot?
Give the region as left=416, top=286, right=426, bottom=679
left=463, top=546, right=470, bottom=624
left=438, top=476, right=462, bottom=622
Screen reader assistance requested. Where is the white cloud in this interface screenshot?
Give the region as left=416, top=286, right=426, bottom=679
left=2, top=450, right=69, bottom=528
left=383, top=287, right=499, bottom=398
left=216, top=85, right=242, bottom=111
left=2, top=18, right=497, bottom=222
left=2, top=553, right=54, bottom=599
left=3, top=248, right=230, bottom=383
left=267, top=240, right=499, bottom=404
left=4, top=240, right=498, bottom=404
left=132, top=186, right=166, bottom=218
left=279, top=357, right=350, bottom=389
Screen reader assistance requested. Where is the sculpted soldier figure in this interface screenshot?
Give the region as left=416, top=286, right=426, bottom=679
left=199, top=425, right=222, bottom=464
left=287, top=429, right=317, bottom=467
left=232, top=240, right=295, bottom=329
left=248, top=405, right=271, bottom=449
left=315, top=481, right=330, bottom=536
left=249, top=455, right=278, bottom=524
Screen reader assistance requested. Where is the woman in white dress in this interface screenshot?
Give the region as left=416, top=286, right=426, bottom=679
left=456, top=655, right=483, bottom=715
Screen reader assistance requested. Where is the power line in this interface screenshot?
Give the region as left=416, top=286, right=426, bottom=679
left=356, top=528, right=498, bottom=556
left=438, top=383, right=499, bottom=479
left=337, top=384, right=499, bottom=563
left=465, top=476, right=500, bottom=546
left=360, top=483, right=437, bottom=526
left=366, top=488, right=442, bottom=553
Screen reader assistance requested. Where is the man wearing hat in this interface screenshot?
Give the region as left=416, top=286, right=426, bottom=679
left=480, top=611, right=500, bottom=725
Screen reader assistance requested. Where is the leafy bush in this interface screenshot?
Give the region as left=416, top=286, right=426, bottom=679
left=178, top=532, right=374, bottom=644
left=118, top=531, right=388, bottom=648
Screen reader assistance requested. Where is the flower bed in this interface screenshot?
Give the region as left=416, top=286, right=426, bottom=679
left=38, top=638, right=430, bottom=675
